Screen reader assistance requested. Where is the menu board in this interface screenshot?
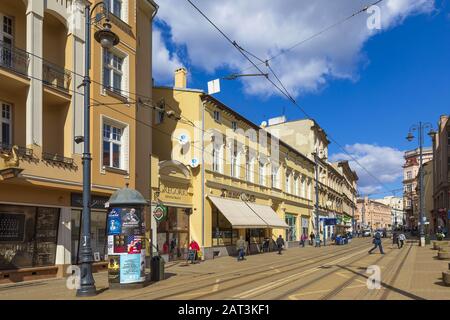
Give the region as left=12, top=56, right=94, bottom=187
left=0, top=213, right=25, bottom=242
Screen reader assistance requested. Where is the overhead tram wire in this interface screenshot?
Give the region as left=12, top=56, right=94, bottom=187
left=222, top=0, right=385, bottom=78
left=23, top=71, right=291, bottom=186
left=185, top=0, right=394, bottom=196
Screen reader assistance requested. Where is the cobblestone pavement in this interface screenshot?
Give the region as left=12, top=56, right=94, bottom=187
left=0, top=238, right=448, bottom=300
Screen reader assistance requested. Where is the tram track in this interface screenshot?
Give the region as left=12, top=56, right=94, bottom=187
left=122, top=240, right=372, bottom=300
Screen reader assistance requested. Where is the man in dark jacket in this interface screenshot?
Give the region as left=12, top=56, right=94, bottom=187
left=276, top=235, right=285, bottom=255
left=368, top=231, right=384, bottom=254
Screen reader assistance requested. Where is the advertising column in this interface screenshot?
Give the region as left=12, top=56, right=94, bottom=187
left=106, top=187, right=148, bottom=288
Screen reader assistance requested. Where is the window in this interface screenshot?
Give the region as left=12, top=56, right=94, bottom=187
left=301, top=176, right=306, bottom=198
left=406, top=184, right=412, bottom=193
left=406, top=171, right=412, bottom=180
left=0, top=205, right=59, bottom=270
left=231, top=149, right=240, bottom=179
left=259, top=161, right=266, bottom=186
left=1, top=102, right=12, bottom=146
left=231, top=121, right=237, bottom=131
left=271, top=164, right=280, bottom=189
left=212, top=143, right=223, bottom=173
left=285, top=214, right=297, bottom=241
left=285, top=172, right=291, bottom=194
left=246, top=155, right=254, bottom=183
left=103, top=122, right=124, bottom=169
left=307, top=179, right=312, bottom=200
left=294, top=175, right=299, bottom=196
left=103, top=50, right=126, bottom=96
left=1, top=15, right=14, bottom=68
left=109, top=0, right=126, bottom=21
left=212, top=209, right=238, bottom=246
left=213, top=110, right=221, bottom=122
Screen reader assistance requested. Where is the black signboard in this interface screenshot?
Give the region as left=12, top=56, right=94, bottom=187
left=71, top=193, right=110, bottom=210
left=0, top=213, right=25, bottom=242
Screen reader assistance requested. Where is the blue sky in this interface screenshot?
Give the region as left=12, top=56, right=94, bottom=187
left=152, top=0, right=449, bottom=197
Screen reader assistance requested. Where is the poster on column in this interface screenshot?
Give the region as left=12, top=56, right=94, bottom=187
left=120, top=254, right=141, bottom=284
left=120, top=207, right=144, bottom=235
left=108, top=255, right=120, bottom=283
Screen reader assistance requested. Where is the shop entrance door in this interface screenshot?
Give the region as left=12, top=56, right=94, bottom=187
left=168, top=232, right=189, bottom=261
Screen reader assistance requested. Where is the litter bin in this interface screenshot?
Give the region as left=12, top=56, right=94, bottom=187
left=151, top=256, right=165, bottom=281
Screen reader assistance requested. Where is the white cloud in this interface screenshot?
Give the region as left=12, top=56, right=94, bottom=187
left=330, top=143, right=404, bottom=195
left=155, top=0, right=434, bottom=96
left=152, top=27, right=184, bottom=85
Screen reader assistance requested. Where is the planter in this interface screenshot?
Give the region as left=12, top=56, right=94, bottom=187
left=442, top=271, right=450, bottom=286
left=438, top=250, right=450, bottom=260
left=433, top=241, right=450, bottom=250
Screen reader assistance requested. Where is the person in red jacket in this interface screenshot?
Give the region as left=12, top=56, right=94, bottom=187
left=188, top=239, right=200, bottom=262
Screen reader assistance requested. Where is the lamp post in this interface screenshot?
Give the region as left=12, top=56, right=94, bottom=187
left=406, top=122, right=436, bottom=247
left=312, top=149, right=326, bottom=247
left=77, top=2, right=119, bottom=297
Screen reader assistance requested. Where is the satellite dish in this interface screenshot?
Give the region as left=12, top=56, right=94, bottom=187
left=178, top=133, right=190, bottom=145
left=260, top=121, right=268, bottom=128
left=189, top=158, right=199, bottom=168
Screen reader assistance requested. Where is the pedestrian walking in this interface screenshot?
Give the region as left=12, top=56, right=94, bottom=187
left=300, top=233, right=307, bottom=247
left=236, top=236, right=246, bottom=261
left=309, top=232, right=315, bottom=246
left=368, top=231, right=384, bottom=254
left=276, top=235, right=285, bottom=254
left=392, top=231, right=398, bottom=248
left=397, top=233, right=406, bottom=248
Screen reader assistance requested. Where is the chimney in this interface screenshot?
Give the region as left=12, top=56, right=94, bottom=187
left=174, top=67, right=187, bottom=89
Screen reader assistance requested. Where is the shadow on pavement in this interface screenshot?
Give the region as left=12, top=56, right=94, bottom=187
left=336, top=265, right=427, bottom=300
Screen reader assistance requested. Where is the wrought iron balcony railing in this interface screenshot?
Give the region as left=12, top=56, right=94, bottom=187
left=42, top=152, right=74, bottom=166
left=0, top=40, right=29, bottom=76
left=43, top=60, right=71, bottom=92
left=0, top=143, right=34, bottom=158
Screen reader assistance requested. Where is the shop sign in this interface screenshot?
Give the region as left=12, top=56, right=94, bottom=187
left=324, top=218, right=337, bottom=226
left=153, top=204, right=168, bottom=222
left=160, top=185, right=188, bottom=201
left=220, top=189, right=256, bottom=202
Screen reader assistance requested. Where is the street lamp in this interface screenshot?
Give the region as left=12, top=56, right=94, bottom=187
left=405, top=122, right=435, bottom=247
left=77, top=2, right=119, bottom=297
left=312, top=149, right=326, bottom=247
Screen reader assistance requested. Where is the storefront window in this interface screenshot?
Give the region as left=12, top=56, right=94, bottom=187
left=212, top=208, right=237, bottom=246
left=285, top=214, right=297, bottom=241
left=71, top=210, right=107, bottom=264
left=247, top=228, right=265, bottom=244
left=301, top=217, right=309, bottom=237
left=157, top=207, right=190, bottom=261
left=0, top=205, right=59, bottom=270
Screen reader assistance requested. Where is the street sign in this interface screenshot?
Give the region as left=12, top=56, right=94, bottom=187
left=207, top=79, right=221, bottom=94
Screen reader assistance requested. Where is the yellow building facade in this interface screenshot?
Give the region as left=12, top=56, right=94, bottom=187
left=151, top=70, right=315, bottom=261
left=0, top=0, right=157, bottom=282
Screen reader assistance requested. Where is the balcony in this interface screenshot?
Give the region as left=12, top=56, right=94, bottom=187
left=0, top=40, right=29, bottom=77
left=42, top=152, right=76, bottom=169
left=43, top=60, right=71, bottom=92
left=0, top=144, right=34, bottom=159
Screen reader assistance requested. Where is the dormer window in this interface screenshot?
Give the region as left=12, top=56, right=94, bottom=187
left=213, top=110, right=221, bottom=122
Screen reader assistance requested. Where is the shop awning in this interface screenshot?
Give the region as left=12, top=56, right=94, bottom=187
left=208, top=196, right=268, bottom=228
left=246, top=202, right=289, bottom=229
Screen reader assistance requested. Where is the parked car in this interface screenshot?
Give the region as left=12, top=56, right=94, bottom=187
left=362, top=229, right=371, bottom=237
